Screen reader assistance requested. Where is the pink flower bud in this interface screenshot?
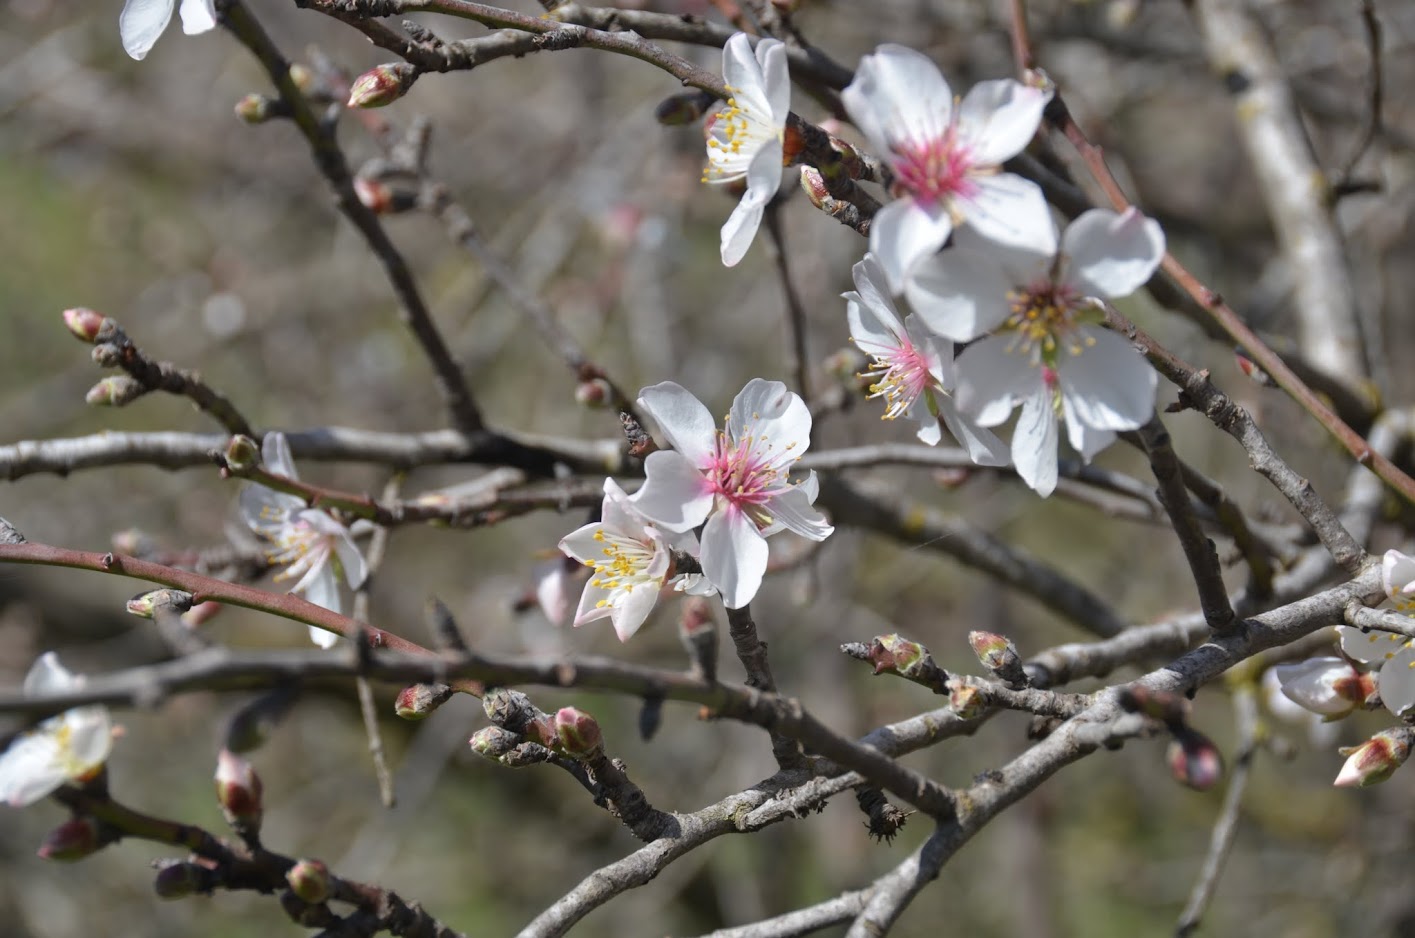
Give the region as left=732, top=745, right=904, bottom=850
left=869, top=633, right=929, bottom=679
left=394, top=683, right=452, bottom=720
left=574, top=378, right=612, bottom=408
left=968, top=631, right=1021, bottom=675
left=215, top=749, right=264, bottom=831
left=949, top=682, right=986, bottom=720
left=85, top=375, right=144, bottom=407
left=234, top=94, right=276, bottom=124
left=799, top=166, right=830, bottom=210
left=125, top=588, right=193, bottom=619
left=182, top=601, right=223, bottom=628
left=1233, top=348, right=1276, bottom=387
left=347, top=63, right=418, bottom=109
left=1334, top=728, right=1413, bottom=788
left=37, top=816, right=103, bottom=861
left=1167, top=730, right=1224, bottom=791
left=286, top=859, right=331, bottom=905
left=1271, top=657, right=1372, bottom=718
left=554, top=707, right=603, bottom=759
left=62, top=307, right=107, bottom=343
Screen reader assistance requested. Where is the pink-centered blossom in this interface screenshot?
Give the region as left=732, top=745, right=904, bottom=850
left=120, top=0, right=216, bottom=60
left=841, top=44, right=1054, bottom=291
left=845, top=253, right=1008, bottom=464
left=558, top=479, right=712, bottom=642
left=703, top=33, right=790, bottom=267
left=632, top=379, right=832, bottom=608
left=239, top=433, right=367, bottom=648
left=945, top=209, right=1165, bottom=497
left=0, top=655, right=113, bottom=808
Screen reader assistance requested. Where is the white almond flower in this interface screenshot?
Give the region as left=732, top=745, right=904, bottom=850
left=841, top=44, right=1053, bottom=291
left=120, top=0, right=217, bottom=61
left=1269, top=657, right=1372, bottom=719
left=239, top=433, right=367, bottom=648
left=703, top=33, right=790, bottom=267
left=0, top=655, right=113, bottom=807
left=558, top=479, right=712, bottom=642
left=845, top=253, right=1008, bottom=464
left=946, top=209, right=1164, bottom=497
left=1337, top=549, right=1415, bottom=716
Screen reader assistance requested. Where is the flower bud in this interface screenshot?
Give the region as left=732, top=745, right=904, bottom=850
left=554, top=707, right=604, bottom=759
left=394, top=682, right=452, bottom=720
left=968, top=631, right=1022, bottom=676
left=1271, top=657, right=1372, bottom=718
left=37, top=816, right=103, bottom=861
left=234, top=93, right=278, bottom=124
left=347, top=63, right=419, bottom=108
left=182, top=601, right=223, bottom=628
left=1167, top=729, right=1224, bottom=791
left=286, top=859, right=331, bottom=905
left=288, top=63, right=317, bottom=95
left=85, top=375, right=145, bottom=407
left=126, top=588, right=193, bottom=619
left=224, top=435, right=260, bottom=472
left=1118, top=685, right=1188, bottom=726
left=654, top=90, right=712, bottom=125
left=483, top=687, right=537, bottom=732
left=353, top=176, right=418, bottom=215
left=574, top=378, right=612, bottom=408
left=1234, top=347, right=1276, bottom=387
left=948, top=682, right=986, bottom=720
left=215, top=748, right=264, bottom=831
left=868, top=634, right=929, bottom=679
left=153, top=861, right=205, bottom=899
left=1334, top=728, right=1413, bottom=788
left=799, top=166, right=830, bottom=211
left=62, top=307, right=107, bottom=344
left=469, top=726, right=522, bottom=760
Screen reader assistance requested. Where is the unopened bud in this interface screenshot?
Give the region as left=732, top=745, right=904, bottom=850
left=286, top=859, right=331, bottom=905
left=799, top=166, right=830, bottom=210
left=554, top=707, right=603, bottom=759
left=224, top=435, right=260, bottom=472
left=62, top=307, right=107, bottom=343
left=85, top=375, right=145, bottom=407
left=1119, top=685, right=1188, bottom=726
left=868, top=634, right=929, bottom=679
left=469, top=725, right=522, bottom=760
left=347, top=63, right=419, bottom=108
left=1167, top=729, right=1224, bottom=791
left=353, top=176, right=418, bottom=215
left=654, top=90, right=712, bottom=126
left=234, top=93, right=279, bottom=124
left=1334, top=728, right=1413, bottom=788
left=126, top=588, right=193, bottom=619
left=37, top=816, right=103, bottom=861
left=395, top=682, right=452, bottom=720
left=153, top=861, right=205, bottom=899
left=111, top=529, right=155, bottom=556
left=949, top=682, right=986, bottom=720
left=968, top=631, right=1020, bottom=673
left=288, top=63, right=317, bottom=95
left=215, top=748, right=264, bottom=831
left=781, top=121, right=805, bottom=164
left=574, top=378, right=612, bottom=408
left=183, top=601, right=223, bottom=628
left=1234, top=347, right=1276, bottom=388
left=483, top=687, right=537, bottom=733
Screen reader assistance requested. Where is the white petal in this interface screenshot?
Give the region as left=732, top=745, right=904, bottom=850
left=720, top=142, right=781, bottom=267
left=845, top=254, right=907, bottom=345
left=765, top=482, right=833, bottom=541
left=332, top=529, right=368, bottom=590
left=905, top=239, right=1017, bottom=342
left=722, top=34, right=773, bottom=116
left=956, top=79, right=1049, bottom=166
left=912, top=404, right=943, bottom=446
left=939, top=398, right=1011, bottom=466
left=1013, top=388, right=1059, bottom=497
left=572, top=579, right=614, bottom=627
left=179, top=0, right=217, bottom=34
left=610, top=584, right=659, bottom=642
left=701, top=508, right=769, bottom=609
left=261, top=431, right=300, bottom=480
left=1383, top=549, right=1415, bottom=598
left=757, top=38, right=790, bottom=120
left=532, top=559, right=574, bottom=626
left=560, top=522, right=605, bottom=565
left=120, top=0, right=175, bottom=60
left=632, top=450, right=715, bottom=533
left=63, top=707, right=114, bottom=771
left=729, top=379, right=811, bottom=458
left=1340, top=624, right=1406, bottom=666
left=1060, top=412, right=1117, bottom=463
left=1061, top=208, right=1166, bottom=299
left=24, top=653, right=78, bottom=696
left=953, top=336, right=1041, bottom=426
left=957, top=173, right=1057, bottom=255
left=638, top=382, right=717, bottom=467
left=842, top=44, right=953, bottom=152
left=1056, top=327, right=1156, bottom=431
left=868, top=198, right=953, bottom=294
left=1272, top=657, right=1360, bottom=717
left=1380, top=644, right=1415, bottom=716
left=307, top=626, right=339, bottom=649
left=0, top=732, right=65, bottom=807
left=299, top=563, right=342, bottom=617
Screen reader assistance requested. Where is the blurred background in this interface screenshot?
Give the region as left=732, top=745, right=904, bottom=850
left=2, top=0, right=1415, bottom=935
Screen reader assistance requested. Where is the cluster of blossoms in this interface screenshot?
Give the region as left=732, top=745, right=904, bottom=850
left=559, top=379, right=832, bottom=640
left=1269, top=549, right=1415, bottom=787
left=704, top=37, right=1165, bottom=497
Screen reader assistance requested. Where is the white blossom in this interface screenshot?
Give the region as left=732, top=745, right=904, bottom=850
left=841, top=44, right=1053, bottom=291
left=703, top=33, right=790, bottom=267
left=632, top=379, right=832, bottom=608
left=0, top=655, right=113, bottom=808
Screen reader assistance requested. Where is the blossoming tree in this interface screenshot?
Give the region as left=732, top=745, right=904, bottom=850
left=1, top=0, right=1413, bottom=935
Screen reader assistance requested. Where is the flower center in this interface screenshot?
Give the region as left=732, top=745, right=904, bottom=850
left=1001, top=279, right=1093, bottom=364
left=267, top=520, right=324, bottom=580
left=587, top=530, right=657, bottom=602
left=705, top=424, right=789, bottom=517
left=891, top=125, right=977, bottom=206
left=702, top=88, right=773, bottom=185
left=860, top=339, right=934, bottom=420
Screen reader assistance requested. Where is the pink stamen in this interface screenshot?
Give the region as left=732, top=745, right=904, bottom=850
left=891, top=127, right=978, bottom=206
